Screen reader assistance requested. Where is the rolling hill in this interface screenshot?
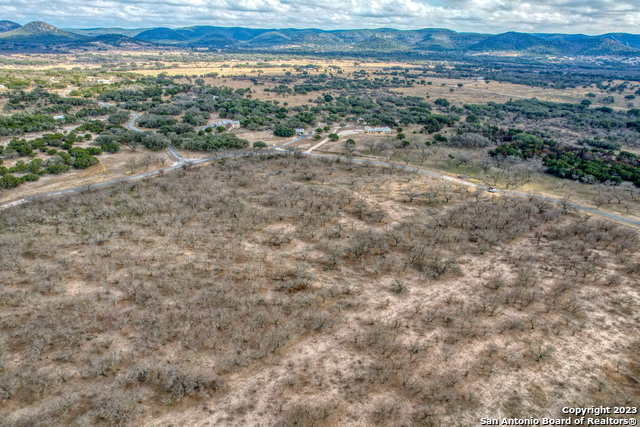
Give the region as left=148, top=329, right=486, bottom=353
left=71, top=33, right=155, bottom=48
left=0, top=20, right=20, bottom=33
left=135, top=27, right=189, bottom=43
left=1, top=20, right=639, bottom=57
left=0, top=21, right=85, bottom=43
left=188, top=32, right=238, bottom=48
left=467, top=32, right=563, bottom=55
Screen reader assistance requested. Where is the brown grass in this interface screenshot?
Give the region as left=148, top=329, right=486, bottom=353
left=1, top=154, right=638, bottom=426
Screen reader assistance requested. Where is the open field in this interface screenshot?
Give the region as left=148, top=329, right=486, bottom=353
left=1, top=154, right=639, bottom=426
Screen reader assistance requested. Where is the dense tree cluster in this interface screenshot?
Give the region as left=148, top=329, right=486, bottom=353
left=491, top=131, right=640, bottom=185
left=173, top=133, right=249, bottom=151
left=0, top=112, right=56, bottom=136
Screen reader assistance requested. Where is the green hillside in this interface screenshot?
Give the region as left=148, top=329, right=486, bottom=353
left=0, top=20, right=638, bottom=57
left=0, top=21, right=85, bottom=43
left=0, top=20, right=20, bottom=33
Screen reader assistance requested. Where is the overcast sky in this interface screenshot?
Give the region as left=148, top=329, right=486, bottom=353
left=1, top=0, right=639, bottom=35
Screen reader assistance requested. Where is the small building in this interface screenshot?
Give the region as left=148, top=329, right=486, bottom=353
left=0, top=84, right=5, bottom=90
left=53, top=115, right=65, bottom=121
left=356, top=117, right=365, bottom=124
left=97, top=79, right=111, bottom=84
left=364, top=126, right=392, bottom=134
left=327, top=67, right=335, bottom=71
left=294, top=128, right=305, bottom=135
left=215, top=119, right=240, bottom=130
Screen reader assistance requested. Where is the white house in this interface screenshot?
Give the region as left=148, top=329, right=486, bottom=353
left=53, top=115, right=65, bottom=121
left=364, top=126, right=392, bottom=134
left=0, top=84, right=5, bottom=90
left=97, top=79, right=111, bottom=84
left=294, top=128, right=305, bottom=135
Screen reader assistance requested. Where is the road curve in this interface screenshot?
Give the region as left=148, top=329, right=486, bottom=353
left=126, top=112, right=185, bottom=163
left=1, top=151, right=639, bottom=229
left=126, top=113, right=142, bottom=132
left=61, top=86, right=110, bottom=109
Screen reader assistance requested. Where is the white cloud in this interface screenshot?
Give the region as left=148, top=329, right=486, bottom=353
left=0, top=0, right=638, bottom=34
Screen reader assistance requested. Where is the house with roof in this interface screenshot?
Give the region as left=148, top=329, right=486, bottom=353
left=217, top=120, right=240, bottom=130
left=364, top=126, right=392, bottom=134
left=294, top=128, right=305, bottom=135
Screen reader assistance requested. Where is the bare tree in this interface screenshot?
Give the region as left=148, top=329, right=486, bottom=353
left=402, top=183, right=421, bottom=202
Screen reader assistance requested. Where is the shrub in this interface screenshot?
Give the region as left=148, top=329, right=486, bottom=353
left=141, top=133, right=170, bottom=151
left=163, top=368, right=225, bottom=401
left=253, top=141, right=268, bottom=149
left=73, top=155, right=99, bottom=169
left=45, top=164, right=69, bottom=174
left=435, top=98, right=450, bottom=107
left=434, top=133, right=448, bottom=143
left=0, top=174, right=22, bottom=189
left=6, top=139, right=33, bottom=156
left=101, top=142, right=121, bottom=153
left=274, top=124, right=295, bottom=137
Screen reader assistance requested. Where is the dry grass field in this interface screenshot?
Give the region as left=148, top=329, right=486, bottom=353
left=1, top=154, right=639, bottom=426
left=0, top=148, right=168, bottom=205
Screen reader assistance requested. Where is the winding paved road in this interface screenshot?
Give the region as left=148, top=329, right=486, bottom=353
left=126, top=113, right=185, bottom=164
left=126, top=113, right=142, bottom=132
left=2, top=149, right=639, bottom=228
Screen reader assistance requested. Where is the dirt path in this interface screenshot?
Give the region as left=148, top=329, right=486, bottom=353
left=2, top=150, right=639, bottom=229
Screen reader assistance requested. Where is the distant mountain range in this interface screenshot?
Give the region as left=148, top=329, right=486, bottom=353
left=1, top=20, right=640, bottom=57
left=0, top=21, right=155, bottom=50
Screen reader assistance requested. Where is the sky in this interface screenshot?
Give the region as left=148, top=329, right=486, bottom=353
left=1, top=0, right=639, bottom=35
